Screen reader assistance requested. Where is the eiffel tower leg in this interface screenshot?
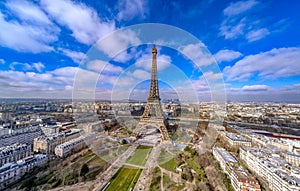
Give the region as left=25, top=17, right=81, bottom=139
left=159, top=125, right=170, bottom=141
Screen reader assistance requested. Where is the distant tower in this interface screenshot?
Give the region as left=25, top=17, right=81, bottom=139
left=138, top=45, right=170, bottom=141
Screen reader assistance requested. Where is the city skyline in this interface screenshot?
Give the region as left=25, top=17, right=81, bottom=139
left=0, top=0, right=299, bottom=102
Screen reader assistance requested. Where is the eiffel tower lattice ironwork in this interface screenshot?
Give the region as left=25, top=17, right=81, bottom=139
left=138, top=45, right=170, bottom=141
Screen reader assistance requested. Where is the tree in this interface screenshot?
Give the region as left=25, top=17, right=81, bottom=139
left=181, top=173, right=187, bottom=180
left=80, top=163, right=89, bottom=176
left=121, top=139, right=127, bottom=144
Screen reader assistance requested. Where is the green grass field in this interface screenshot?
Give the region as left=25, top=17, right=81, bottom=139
left=160, top=158, right=178, bottom=173
left=163, top=172, right=185, bottom=191
left=106, top=145, right=152, bottom=191
left=186, top=158, right=206, bottom=181
left=158, top=151, right=178, bottom=173
left=106, top=166, right=142, bottom=191
left=126, top=145, right=152, bottom=166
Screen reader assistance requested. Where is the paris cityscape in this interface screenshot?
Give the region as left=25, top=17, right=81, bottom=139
left=0, top=0, right=300, bottom=191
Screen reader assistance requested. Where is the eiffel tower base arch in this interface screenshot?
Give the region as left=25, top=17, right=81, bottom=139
left=136, top=119, right=170, bottom=142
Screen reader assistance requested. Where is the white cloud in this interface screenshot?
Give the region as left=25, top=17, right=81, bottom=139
left=9, top=62, right=45, bottom=73
left=0, top=12, right=57, bottom=53
left=65, top=85, right=73, bottom=90
left=220, top=0, right=258, bottom=39
left=223, top=0, right=259, bottom=17
left=130, top=69, right=151, bottom=80
left=246, top=28, right=270, bottom=42
left=242, top=84, right=269, bottom=91
left=86, top=60, right=123, bottom=74
left=32, top=62, right=45, bottom=73
left=117, top=0, right=148, bottom=21
left=135, top=53, right=171, bottom=71
left=180, top=43, right=214, bottom=66
left=0, top=66, right=79, bottom=98
left=220, top=16, right=246, bottom=40
left=41, top=0, right=115, bottom=45
left=50, top=66, right=78, bottom=77
left=58, top=48, right=86, bottom=64
left=96, top=29, right=141, bottom=58
left=9, top=62, right=31, bottom=71
left=113, top=51, right=132, bottom=63
left=224, top=47, right=300, bottom=81
left=6, top=0, right=53, bottom=26
left=190, top=78, right=209, bottom=92
left=203, top=71, right=223, bottom=81
left=189, top=72, right=223, bottom=92
left=214, top=49, right=242, bottom=63
left=0, top=65, right=121, bottom=98
left=282, top=84, right=300, bottom=92
left=113, top=47, right=138, bottom=63
left=112, top=76, right=135, bottom=87
left=0, top=59, right=4, bottom=64
left=220, top=0, right=272, bottom=42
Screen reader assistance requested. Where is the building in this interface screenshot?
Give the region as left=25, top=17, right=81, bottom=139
left=213, top=146, right=237, bottom=173
left=0, top=154, right=48, bottom=190
left=84, top=121, right=106, bottom=133
left=0, top=144, right=32, bottom=166
left=282, top=152, right=300, bottom=167
left=55, top=133, right=96, bottom=157
left=17, top=154, right=48, bottom=175
left=220, top=132, right=251, bottom=147
left=0, top=129, right=42, bottom=147
left=33, top=129, right=82, bottom=154
left=268, top=138, right=290, bottom=151
left=40, top=124, right=59, bottom=136
left=57, top=122, right=76, bottom=130
left=230, top=165, right=261, bottom=191
left=240, top=146, right=300, bottom=191
left=213, top=146, right=261, bottom=191
left=0, top=163, right=19, bottom=190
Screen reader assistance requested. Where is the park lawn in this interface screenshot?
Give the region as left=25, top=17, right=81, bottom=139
left=160, top=158, right=178, bottom=173
left=87, top=155, right=106, bottom=166
left=163, top=172, right=185, bottom=191
left=149, top=167, right=161, bottom=191
left=106, top=166, right=142, bottom=191
left=158, top=151, right=173, bottom=164
left=186, top=158, right=206, bottom=181
left=126, top=145, right=152, bottom=166
left=117, top=144, right=130, bottom=155
left=158, top=151, right=178, bottom=173
left=81, top=150, right=94, bottom=162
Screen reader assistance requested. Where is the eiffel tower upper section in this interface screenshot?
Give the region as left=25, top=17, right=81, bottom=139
left=148, top=45, right=160, bottom=102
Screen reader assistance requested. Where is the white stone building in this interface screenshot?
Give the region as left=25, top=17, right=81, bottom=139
left=240, top=146, right=300, bottom=191
left=0, top=144, right=32, bottom=166
left=55, top=133, right=96, bottom=158
left=0, top=154, right=48, bottom=190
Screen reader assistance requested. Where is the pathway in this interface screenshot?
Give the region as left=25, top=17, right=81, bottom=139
left=133, top=146, right=161, bottom=191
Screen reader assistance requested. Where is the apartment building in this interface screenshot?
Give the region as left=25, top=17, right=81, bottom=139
left=33, top=129, right=82, bottom=154
left=55, top=133, right=96, bottom=157
left=0, top=154, right=48, bottom=190
left=213, top=146, right=261, bottom=191
left=0, top=144, right=31, bottom=166
left=240, top=146, right=300, bottom=191
left=220, top=132, right=252, bottom=147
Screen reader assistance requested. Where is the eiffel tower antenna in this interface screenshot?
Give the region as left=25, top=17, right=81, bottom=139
left=137, top=44, right=170, bottom=142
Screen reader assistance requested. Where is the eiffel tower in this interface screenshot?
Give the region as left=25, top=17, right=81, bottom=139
left=137, top=45, right=170, bottom=142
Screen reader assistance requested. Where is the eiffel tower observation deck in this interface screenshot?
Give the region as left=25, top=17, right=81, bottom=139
left=138, top=45, right=170, bottom=142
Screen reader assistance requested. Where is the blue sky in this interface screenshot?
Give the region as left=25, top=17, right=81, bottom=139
left=0, top=0, right=299, bottom=102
